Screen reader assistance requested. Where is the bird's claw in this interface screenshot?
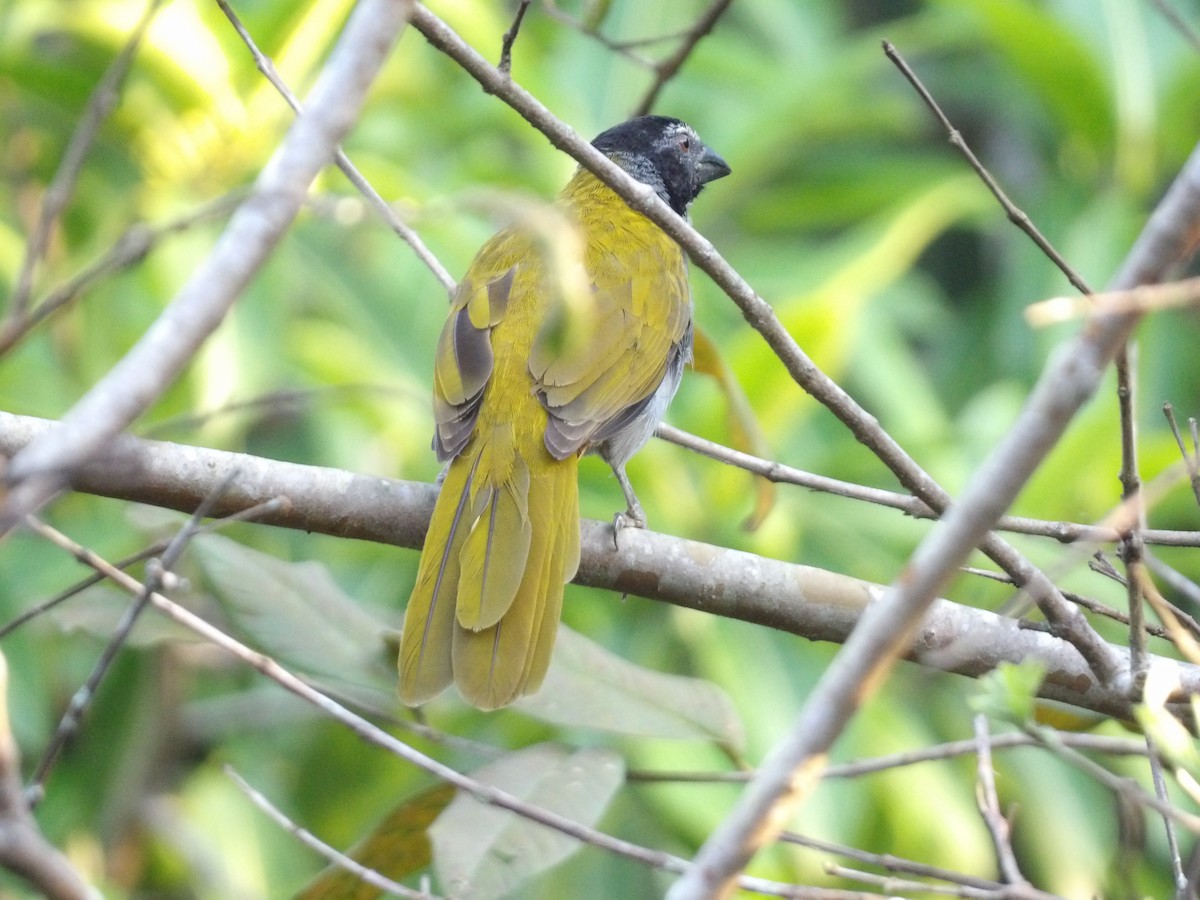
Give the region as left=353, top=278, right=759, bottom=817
left=611, top=508, right=646, bottom=550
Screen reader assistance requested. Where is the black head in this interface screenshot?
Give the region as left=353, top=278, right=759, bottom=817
left=591, top=116, right=730, bottom=216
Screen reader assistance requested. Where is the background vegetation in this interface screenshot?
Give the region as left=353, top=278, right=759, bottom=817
left=2, top=0, right=1199, bottom=896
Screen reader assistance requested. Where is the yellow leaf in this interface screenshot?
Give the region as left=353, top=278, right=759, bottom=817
left=297, top=783, right=456, bottom=900
left=691, top=325, right=775, bottom=530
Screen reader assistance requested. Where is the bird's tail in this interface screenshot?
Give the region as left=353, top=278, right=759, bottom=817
left=399, top=425, right=580, bottom=710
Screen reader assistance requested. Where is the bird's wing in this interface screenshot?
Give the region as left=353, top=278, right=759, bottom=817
left=431, top=230, right=526, bottom=461
left=530, top=234, right=690, bottom=458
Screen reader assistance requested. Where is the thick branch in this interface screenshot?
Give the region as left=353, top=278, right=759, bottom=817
left=0, top=411, right=1191, bottom=723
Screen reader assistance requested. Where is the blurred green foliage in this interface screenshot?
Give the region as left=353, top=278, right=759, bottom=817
left=1, top=0, right=1199, bottom=896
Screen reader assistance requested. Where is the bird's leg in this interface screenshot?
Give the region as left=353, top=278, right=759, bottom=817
left=610, top=462, right=646, bottom=549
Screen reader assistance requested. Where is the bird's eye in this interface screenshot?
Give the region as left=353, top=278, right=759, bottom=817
left=679, top=136, right=691, bottom=152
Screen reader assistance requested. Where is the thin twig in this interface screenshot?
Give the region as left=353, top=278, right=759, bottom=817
left=541, top=1, right=659, bottom=67
left=659, top=423, right=1200, bottom=547
left=1026, top=723, right=1200, bottom=833
left=498, top=0, right=532, bottom=74
left=0, top=192, right=245, bottom=358
left=0, top=651, right=92, bottom=900
left=1116, top=341, right=1147, bottom=682
left=214, top=0, right=454, bottom=295
left=225, top=765, right=436, bottom=898
left=1145, top=729, right=1187, bottom=896
left=25, top=473, right=236, bottom=798
left=782, top=830, right=1012, bottom=893
left=7, top=0, right=163, bottom=320
left=882, top=41, right=1091, bottom=296
left=0, top=543, right=164, bottom=640
left=972, top=716, right=1028, bottom=888
left=823, top=863, right=1050, bottom=900
left=1027, top=275, right=1200, bottom=324
left=1163, top=403, right=1200, bottom=506
left=634, top=0, right=735, bottom=116
left=1146, top=550, right=1200, bottom=610
left=627, top=731, right=1149, bottom=785
left=0, top=495, right=287, bottom=641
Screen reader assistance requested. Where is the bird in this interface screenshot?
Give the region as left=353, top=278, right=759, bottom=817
left=398, top=115, right=730, bottom=710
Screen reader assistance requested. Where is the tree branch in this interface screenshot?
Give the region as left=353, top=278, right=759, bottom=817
left=215, top=0, right=455, bottom=295
left=633, top=0, right=735, bottom=116
left=1, top=411, right=1192, bottom=724
left=0, top=651, right=92, bottom=899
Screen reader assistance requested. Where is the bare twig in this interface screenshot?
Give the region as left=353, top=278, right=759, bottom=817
left=0, top=651, right=92, bottom=899
left=7, top=0, right=163, bottom=320
left=1163, top=403, right=1200, bottom=507
left=0, top=192, right=245, bottom=358
left=882, top=41, right=1091, bottom=296
left=1027, top=723, right=1200, bottom=832
left=25, top=473, right=235, bottom=798
left=541, top=1, right=659, bottom=66
left=0, top=543, right=165, bottom=640
left=823, top=863, right=1050, bottom=899
left=214, top=0, right=454, bottom=295
left=1140, top=571, right=1200, bottom=665
left=498, top=0, right=532, bottom=74
left=0, top=0, right=414, bottom=533
left=783, top=831, right=1020, bottom=895
left=659, top=424, right=1200, bottom=548
left=628, top=731, right=1149, bottom=785
left=634, top=0, right=735, bottom=116
left=972, top=716, right=1028, bottom=888
left=1027, top=276, right=1200, bottom=324
left=1146, top=728, right=1187, bottom=896
left=0, top=493, right=284, bottom=641
left=1115, top=342, right=1148, bottom=681
left=225, top=765, right=436, bottom=898
left=1146, top=550, right=1200, bottom=610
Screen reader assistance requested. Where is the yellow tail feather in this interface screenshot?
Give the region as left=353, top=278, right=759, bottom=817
left=399, top=431, right=578, bottom=710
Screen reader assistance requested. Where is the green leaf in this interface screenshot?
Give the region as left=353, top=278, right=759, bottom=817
left=430, top=744, right=624, bottom=899
left=970, top=660, right=1046, bottom=724
left=50, top=584, right=200, bottom=646
left=188, top=534, right=398, bottom=710
left=516, top=625, right=744, bottom=752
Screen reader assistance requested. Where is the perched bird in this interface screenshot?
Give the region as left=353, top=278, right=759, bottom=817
left=399, top=116, right=730, bottom=710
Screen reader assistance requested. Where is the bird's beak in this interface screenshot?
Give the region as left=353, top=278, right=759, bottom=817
left=696, top=146, right=731, bottom=185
